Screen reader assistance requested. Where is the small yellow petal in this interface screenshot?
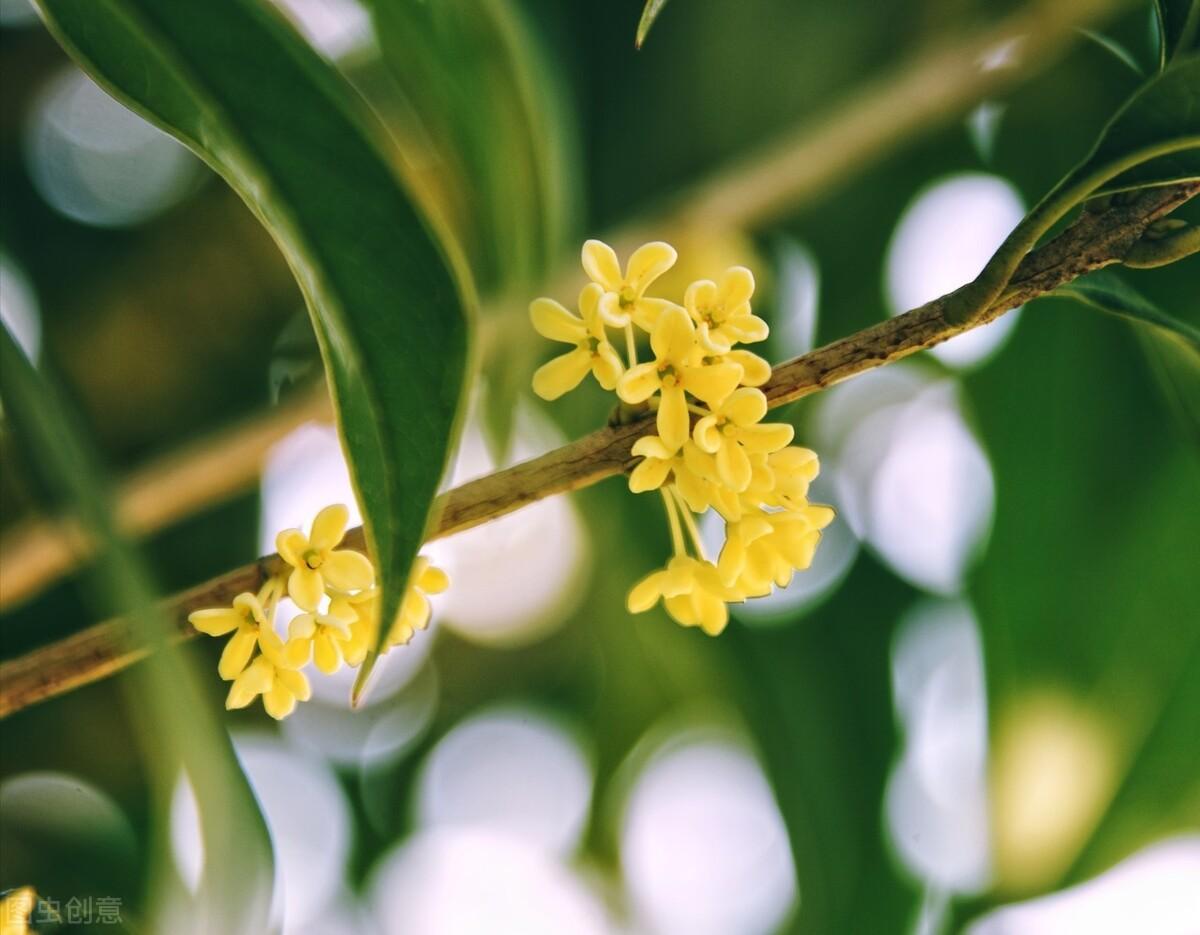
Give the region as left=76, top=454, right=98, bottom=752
left=219, top=628, right=258, bottom=680
left=719, top=266, right=755, bottom=308
left=276, top=528, right=309, bottom=567
left=717, top=440, right=752, bottom=492
left=631, top=297, right=679, bottom=332
left=227, top=657, right=272, bottom=709
left=627, top=570, right=666, bottom=613
left=592, top=342, right=625, bottom=391
left=263, top=683, right=297, bottom=720
left=313, top=634, right=343, bottom=674
left=651, top=305, right=695, bottom=365
left=323, top=549, right=375, bottom=591
left=682, top=362, right=742, bottom=407
left=533, top=348, right=593, bottom=400
left=581, top=239, right=622, bottom=292
left=596, top=289, right=631, bottom=328
left=188, top=607, right=242, bottom=637
left=726, top=349, right=771, bottom=387
left=625, top=241, right=677, bottom=294
left=418, top=563, right=450, bottom=594
left=288, top=566, right=324, bottom=612
left=657, top=384, right=689, bottom=452
left=277, top=667, right=311, bottom=701
left=616, top=361, right=661, bottom=403
left=724, top=387, right=768, bottom=426
left=692, top=414, right=721, bottom=453
left=632, top=435, right=675, bottom=459
left=530, top=297, right=588, bottom=343
left=629, top=456, right=672, bottom=493
left=310, top=504, right=349, bottom=553
left=283, top=635, right=313, bottom=669
left=737, top=423, right=795, bottom=453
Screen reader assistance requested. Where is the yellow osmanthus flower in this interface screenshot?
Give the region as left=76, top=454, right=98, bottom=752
left=530, top=239, right=835, bottom=638
left=692, top=387, right=794, bottom=492
left=627, top=555, right=738, bottom=636
left=628, top=435, right=740, bottom=517
left=286, top=603, right=356, bottom=674
left=0, top=887, right=35, bottom=935
left=341, top=555, right=450, bottom=653
left=720, top=505, right=835, bottom=595
left=617, top=305, right=742, bottom=451
left=530, top=283, right=624, bottom=400
left=684, top=266, right=768, bottom=354
left=226, top=628, right=312, bottom=720
left=189, top=579, right=281, bottom=680
left=581, top=239, right=679, bottom=330
left=276, top=503, right=375, bottom=611
left=190, top=505, right=447, bottom=717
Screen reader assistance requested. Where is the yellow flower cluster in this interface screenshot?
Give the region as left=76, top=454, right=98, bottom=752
left=532, top=240, right=833, bottom=636
left=188, top=504, right=447, bottom=718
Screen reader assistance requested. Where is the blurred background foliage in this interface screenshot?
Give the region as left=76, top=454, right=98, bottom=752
left=1, top=0, right=1198, bottom=932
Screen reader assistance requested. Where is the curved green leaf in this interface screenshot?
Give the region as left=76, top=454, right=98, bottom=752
left=366, top=0, right=574, bottom=293
left=636, top=0, right=673, bottom=48
left=947, top=56, right=1200, bottom=324
left=0, top=324, right=273, bottom=931
left=34, top=0, right=473, bottom=673
left=1054, top=269, right=1200, bottom=351
left=1155, top=0, right=1200, bottom=68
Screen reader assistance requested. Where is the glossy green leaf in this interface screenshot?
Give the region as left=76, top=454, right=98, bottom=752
left=1154, top=0, right=1200, bottom=68
left=365, top=0, right=575, bottom=458
left=1078, top=54, right=1200, bottom=195
left=35, top=0, right=472, bottom=674
left=0, top=324, right=273, bottom=931
left=947, top=56, right=1200, bottom=324
left=1054, top=269, right=1200, bottom=352
left=636, top=0, right=673, bottom=48
left=366, top=0, right=574, bottom=293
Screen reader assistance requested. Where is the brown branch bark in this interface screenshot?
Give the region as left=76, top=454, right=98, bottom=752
left=1, top=182, right=1193, bottom=719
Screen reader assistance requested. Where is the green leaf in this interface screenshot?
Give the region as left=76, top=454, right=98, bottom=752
left=34, top=0, right=473, bottom=674
left=366, top=0, right=574, bottom=293
left=1077, top=54, right=1200, bottom=195
left=1154, top=0, right=1200, bottom=68
left=947, top=56, right=1200, bottom=324
left=1054, top=269, right=1200, bottom=352
left=0, top=324, right=274, bottom=931
left=636, top=0, right=672, bottom=48
left=1078, top=28, right=1145, bottom=76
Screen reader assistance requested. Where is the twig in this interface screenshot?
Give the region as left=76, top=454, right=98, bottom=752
left=2, top=182, right=1193, bottom=718
left=0, top=0, right=1129, bottom=610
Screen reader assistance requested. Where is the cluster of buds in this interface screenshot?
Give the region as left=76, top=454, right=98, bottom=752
left=188, top=504, right=447, bottom=719
left=532, top=240, right=833, bottom=636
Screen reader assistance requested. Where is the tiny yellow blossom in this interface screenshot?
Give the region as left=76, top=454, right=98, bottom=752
left=340, top=555, right=450, bottom=653
left=285, top=603, right=356, bottom=674
left=189, top=584, right=278, bottom=680
left=684, top=266, right=768, bottom=354
left=720, top=506, right=835, bottom=594
left=530, top=283, right=624, bottom=400
left=722, top=348, right=772, bottom=387
left=692, top=388, right=794, bottom=492
left=1, top=887, right=35, bottom=935
left=388, top=556, right=450, bottom=647
left=226, top=628, right=311, bottom=720
left=617, top=305, right=742, bottom=450
left=627, top=555, right=738, bottom=636
left=581, top=239, right=679, bottom=330
left=276, top=503, right=374, bottom=611
left=757, top=446, right=821, bottom=510
left=628, top=435, right=740, bottom=517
